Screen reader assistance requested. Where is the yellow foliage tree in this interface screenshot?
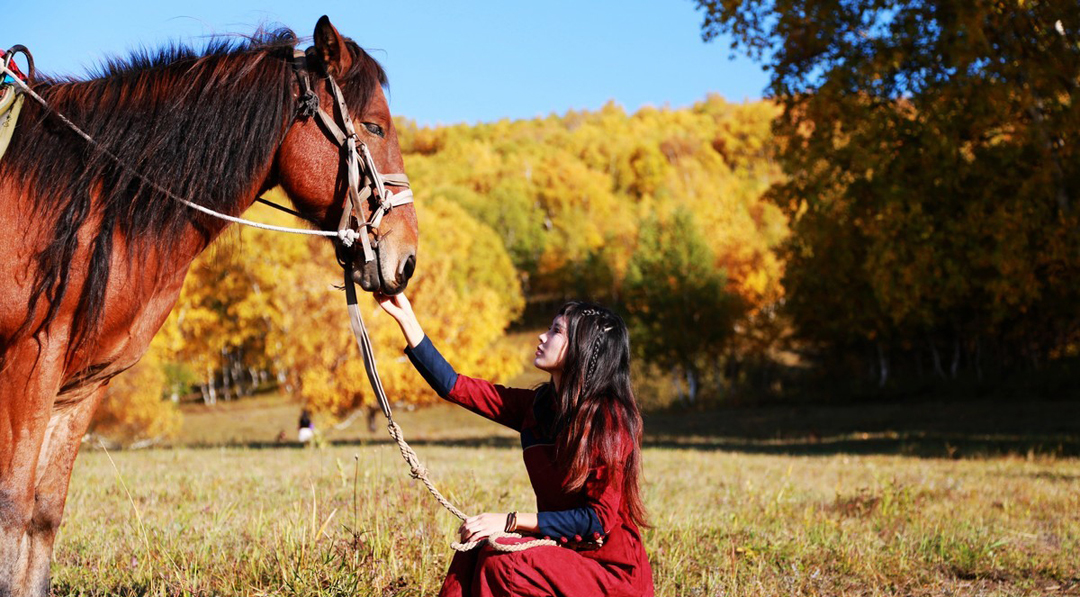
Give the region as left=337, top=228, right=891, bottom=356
left=398, top=95, right=787, bottom=361
left=145, top=183, right=524, bottom=429
left=90, top=343, right=181, bottom=446
left=264, top=194, right=524, bottom=419
left=159, top=200, right=315, bottom=403
left=93, top=95, right=791, bottom=440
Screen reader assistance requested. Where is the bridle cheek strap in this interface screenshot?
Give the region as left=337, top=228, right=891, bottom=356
left=293, top=50, right=413, bottom=263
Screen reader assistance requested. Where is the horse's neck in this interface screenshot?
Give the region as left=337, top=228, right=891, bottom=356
left=62, top=194, right=262, bottom=381
left=0, top=49, right=293, bottom=384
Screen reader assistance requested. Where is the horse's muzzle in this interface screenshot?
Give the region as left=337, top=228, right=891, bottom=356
left=351, top=250, right=413, bottom=295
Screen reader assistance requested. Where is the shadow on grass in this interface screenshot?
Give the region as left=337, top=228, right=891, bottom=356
left=168, top=399, right=1080, bottom=459
left=639, top=399, right=1080, bottom=458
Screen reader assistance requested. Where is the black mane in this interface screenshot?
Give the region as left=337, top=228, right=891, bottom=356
left=0, top=27, right=387, bottom=363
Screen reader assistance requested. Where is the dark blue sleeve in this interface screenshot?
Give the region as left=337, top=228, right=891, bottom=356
left=536, top=507, right=604, bottom=541
left=404, top=336, right=458, bottom=398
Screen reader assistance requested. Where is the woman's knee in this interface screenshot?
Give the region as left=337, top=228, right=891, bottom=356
left=474, top=548, right=526, bottom=594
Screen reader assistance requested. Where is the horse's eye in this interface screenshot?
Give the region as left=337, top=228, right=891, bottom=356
left=363, top=122, right=385, bottom=138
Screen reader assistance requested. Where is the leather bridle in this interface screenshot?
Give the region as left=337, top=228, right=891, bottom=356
left=285, top=49, right=411, bottom=420
left=288, top=49, right=413, bottom=264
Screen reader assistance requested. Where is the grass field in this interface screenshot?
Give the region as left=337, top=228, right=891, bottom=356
left=55, top=396, right=1080, bottom=596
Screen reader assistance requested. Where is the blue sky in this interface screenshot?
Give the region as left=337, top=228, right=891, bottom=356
left=6, top=1, right=768, bottom=126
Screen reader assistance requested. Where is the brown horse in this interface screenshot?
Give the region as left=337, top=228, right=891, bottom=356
left=0, top=17, right=418, bottom=596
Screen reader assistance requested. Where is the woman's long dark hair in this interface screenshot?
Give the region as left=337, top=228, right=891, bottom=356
left=546, top=301, right=648, bottom=529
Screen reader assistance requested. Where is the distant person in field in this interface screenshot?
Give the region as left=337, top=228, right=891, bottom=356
left=377, top=294, right=653, bottom=597
left=297, top=408, right=315, bottom=443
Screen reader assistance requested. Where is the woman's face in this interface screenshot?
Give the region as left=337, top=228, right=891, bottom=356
left=534, top=315, right=569, bottom=374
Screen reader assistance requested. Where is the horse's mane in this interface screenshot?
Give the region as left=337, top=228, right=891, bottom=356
left=0, top=27, right=387, bottom=364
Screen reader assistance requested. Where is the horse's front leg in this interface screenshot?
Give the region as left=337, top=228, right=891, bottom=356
left=0, top=342, right=65, bottom=597
left=23, top=383, right=108, bottom=597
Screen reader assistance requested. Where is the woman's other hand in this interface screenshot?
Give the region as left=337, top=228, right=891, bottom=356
left=458, top=513, right=508, bottom=544
left=375, top=291, right=425, bottom=348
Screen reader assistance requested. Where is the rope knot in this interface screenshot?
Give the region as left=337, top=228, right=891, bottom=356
left=337, top=228, right=360, bottom=247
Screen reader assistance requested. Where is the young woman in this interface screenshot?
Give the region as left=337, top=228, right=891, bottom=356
left=377, top=293, right=654, bottom=597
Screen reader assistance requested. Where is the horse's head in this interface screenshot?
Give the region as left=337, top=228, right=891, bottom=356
left=276, top=17, right=418, bottom=295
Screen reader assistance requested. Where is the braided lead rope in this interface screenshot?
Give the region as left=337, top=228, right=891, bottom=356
left=344, top=267, right=557, bottom=553
left=386, top=419, right=557, bottom=553
left=0, top=62, right=412, bottom=249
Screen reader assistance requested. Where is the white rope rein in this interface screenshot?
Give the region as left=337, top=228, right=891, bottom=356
left=0, top=63, right=363, bottom=246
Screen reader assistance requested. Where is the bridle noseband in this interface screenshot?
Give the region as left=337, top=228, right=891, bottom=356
left=290, top=49, right=413, bottom=264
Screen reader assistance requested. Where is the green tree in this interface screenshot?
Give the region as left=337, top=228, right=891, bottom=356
left=624, top=209, right=741, bottom=403
left=694, top=0, right=1080, bottom=383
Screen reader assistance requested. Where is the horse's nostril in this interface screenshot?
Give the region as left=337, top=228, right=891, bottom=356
left=399, top=254, right=416, bottom=280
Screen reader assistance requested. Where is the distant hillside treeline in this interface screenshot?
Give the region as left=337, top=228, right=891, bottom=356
left=396, top=96, right=788, bottom=403
left=96, top=0, right=1080, bottom=446
left=91, top=96, right=786, bottom=443
left=91, top=84, right=1079, bottom=444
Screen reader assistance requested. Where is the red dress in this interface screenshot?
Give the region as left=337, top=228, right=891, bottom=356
left=405, top=338, right=654, bottom=597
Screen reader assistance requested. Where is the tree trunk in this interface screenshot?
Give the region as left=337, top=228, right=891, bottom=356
left=205, top=365, right=217, bottom=405
left=367, top=406, right=378, bottom=433
left=237, top=364, right=249, bottom=397
left=219, top=349, right=232, bottom=401
left=671, top=367, right=686, bottom=404
left=950, top=337, right=961, bottom=379
left=685, top=366, right=698, bottom=405
left=974, top=337, right=983, bottom=382
left=929, top=339, right=946, bottom=379
left=221, top=369, right=231, bottom=401
left=877, top=342, right=889, bottom=388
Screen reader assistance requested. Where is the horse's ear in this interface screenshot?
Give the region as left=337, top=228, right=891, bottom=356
left=313, top=15, right=353, bottom=78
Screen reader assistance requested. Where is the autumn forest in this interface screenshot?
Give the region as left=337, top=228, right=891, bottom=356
left=93, top=1, right=1080, bottom=443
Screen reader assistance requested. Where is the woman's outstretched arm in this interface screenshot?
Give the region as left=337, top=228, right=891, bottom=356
left=376, top=291, right=533, bottom=431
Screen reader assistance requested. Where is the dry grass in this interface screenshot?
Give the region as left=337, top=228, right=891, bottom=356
left=55, top=399, right=1080, bottom=596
